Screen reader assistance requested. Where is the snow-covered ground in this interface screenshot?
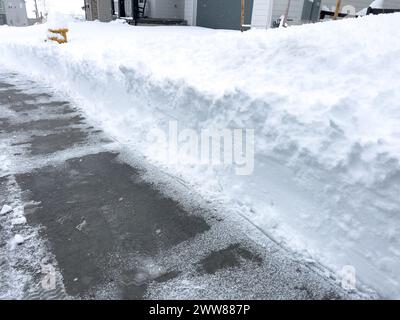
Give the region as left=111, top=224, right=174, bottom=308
left=0, top=13, right=399, bottom=298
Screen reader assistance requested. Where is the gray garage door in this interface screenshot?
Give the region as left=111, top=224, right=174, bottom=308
left=197, top=0, right=254, bottom=30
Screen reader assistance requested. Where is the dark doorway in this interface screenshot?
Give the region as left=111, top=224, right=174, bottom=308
left=111, top=0, right=115, bottom=15
left=118, top=0, right=126, bottom=17
left=132, top=0, right=139, bottom=21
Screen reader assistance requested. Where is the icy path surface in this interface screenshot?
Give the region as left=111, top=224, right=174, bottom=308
left=0, top=73, right=359, bottom=299
left=0, top=13, right=399, bottom=297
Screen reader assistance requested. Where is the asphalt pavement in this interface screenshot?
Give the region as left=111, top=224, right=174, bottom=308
left=0, top=72, right=355, bottom=300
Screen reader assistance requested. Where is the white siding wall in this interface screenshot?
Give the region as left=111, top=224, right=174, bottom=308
left=184, top=0, right=197, bottom=25
left=251, top=0, right=274, bottom=28
left=271, top=0, right=305, bottom=24
left=148, top=0, right=184, bottom=19
left=125, top=0, right=131, bottom=16
left=5, top=0, right=28, bottom=26
left=252, top=0, right=308, bottom=28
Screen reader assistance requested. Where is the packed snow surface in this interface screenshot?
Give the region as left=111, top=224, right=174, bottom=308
left=0, top=14, right=399, bottom=297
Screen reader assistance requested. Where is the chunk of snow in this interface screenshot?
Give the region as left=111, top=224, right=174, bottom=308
left=10, top=234, right=25, bottom=249
left=0, top=205, right=13, bottom=215
left=11, top=216, right=27, bottom=225
left=47, top=11, right=70, bottom=30
left=76, top=220, right=87, bottom=231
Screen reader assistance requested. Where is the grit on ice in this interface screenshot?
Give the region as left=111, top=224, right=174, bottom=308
left=149, top=305, right=184, bottom=318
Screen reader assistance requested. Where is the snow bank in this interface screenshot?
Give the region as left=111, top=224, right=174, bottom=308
left=0, top=14, right=400, bottom=297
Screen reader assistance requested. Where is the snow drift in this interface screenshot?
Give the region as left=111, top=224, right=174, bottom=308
left=0, top=14, right=400, bottom=298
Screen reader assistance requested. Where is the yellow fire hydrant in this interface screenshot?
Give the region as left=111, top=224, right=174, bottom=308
left=47, top=28, right=69, bottom=44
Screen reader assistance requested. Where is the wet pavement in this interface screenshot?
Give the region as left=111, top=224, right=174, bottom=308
left=0, top=72, right=355, bottom=300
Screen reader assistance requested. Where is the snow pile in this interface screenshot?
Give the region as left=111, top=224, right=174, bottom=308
left=10, top=234, right=25, bottom=249
left=0, top=14, right=400, bottom=297
left=47, top=11, right=70, bottom=30
left=1, top=205, right=13, bottom=215
left=11, top=216, right=27, bottom=225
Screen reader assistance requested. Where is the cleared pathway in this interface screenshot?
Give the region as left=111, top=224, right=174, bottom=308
left=0, top=72, right=356, bottom=300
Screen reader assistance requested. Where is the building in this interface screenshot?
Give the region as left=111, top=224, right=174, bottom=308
left=84, top=0, right=113, bottom=22
left=264, top=0, right=322, bottom=27
left=0, top=0, right=28, bottom=26
left=85, top=0, right=254, bottom=28
left=114, top=0, right=188, bottom=23
left=195, top=0, right=400, bottom=28
left=84, top=0, right=400, bottom=29
left=321, top=0, right=400, bottom=15
left=253, top=0, right=400, bottom=28
left=0, top=0, right=7, bottom=25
